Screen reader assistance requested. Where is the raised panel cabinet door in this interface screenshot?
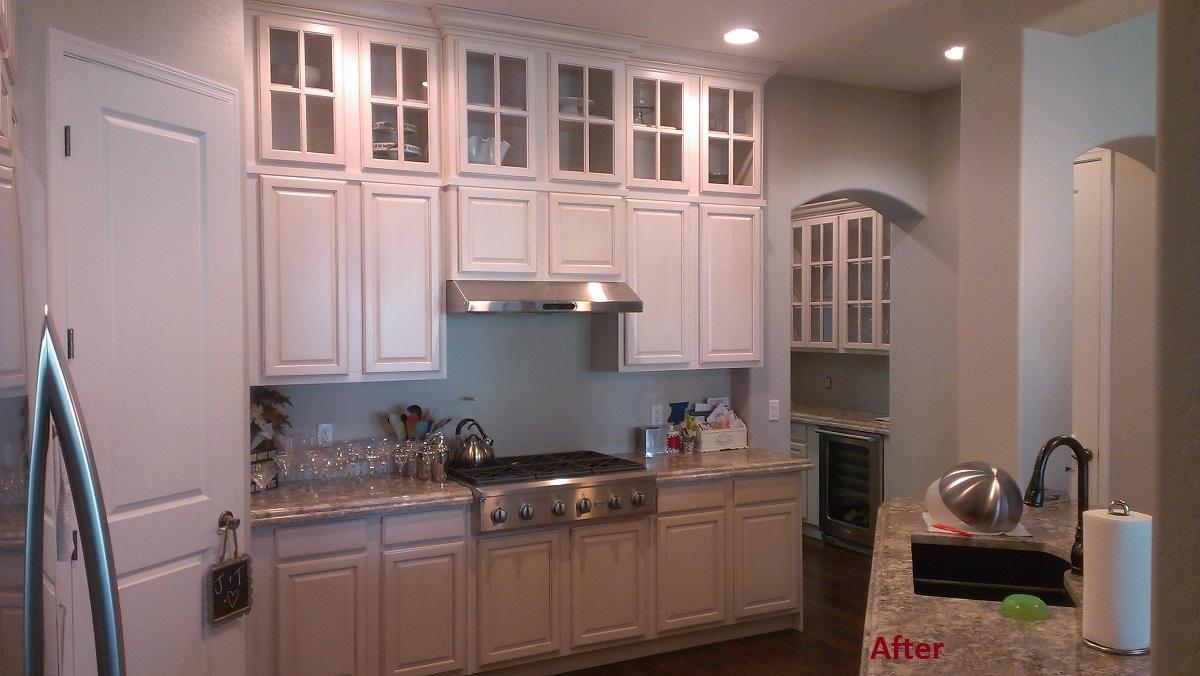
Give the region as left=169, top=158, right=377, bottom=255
left=0, top=165, right=23, bottom=390
left=733, top=501, right=800, bottom=619
left=570, top=519, right=650, bottom=647
left=362, top=183, right=441, bottom=373
left=457, top=186, right=538, bottom=275
left=655, top=509, right=727, bottom=632
left=382, top=541, right=466, bottom=676
left=548, top=193, right=624, bottom=277
left=477, top=530, right=561, bottom=665
left=698, top=204, right=762, bottom=365
left=260, top=176, right=349, bottom=376
left=624, top=200, right=696, bottom=366
left=276, top=553, right=369, bottom=676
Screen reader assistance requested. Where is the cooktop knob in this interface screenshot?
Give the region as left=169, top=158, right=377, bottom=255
left=631, top=491, right=646, bottom=507
left=491, top=507, right=508, bottom=524
left=577, top=497, right=593, bottom=514
left=519, top=504, right=535, bottom=520
left=608, top=495, right=623, bottom=510
left=552, top=501, right=566, bottom=517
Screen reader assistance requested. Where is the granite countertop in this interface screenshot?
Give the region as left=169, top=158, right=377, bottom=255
left=646, top=447, right=813, bottom=484
left=861, top=496, right=1149, bottom=674
left=250, top=475, right=473, bottom=527
left=791, top=404, right=890, bottom=435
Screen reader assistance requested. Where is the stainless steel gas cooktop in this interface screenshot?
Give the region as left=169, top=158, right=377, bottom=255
left=448, top=451, right=656, bottom=533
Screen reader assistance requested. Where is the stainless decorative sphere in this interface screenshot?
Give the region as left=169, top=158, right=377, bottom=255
left=937, top=462, right=1024, bottom=533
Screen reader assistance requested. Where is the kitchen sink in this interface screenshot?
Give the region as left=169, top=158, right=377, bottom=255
left=911, top=542, right=1076, bottom=607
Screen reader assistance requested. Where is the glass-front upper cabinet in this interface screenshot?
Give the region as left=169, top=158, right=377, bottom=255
left=359, top=30, right=440, bottom=173
left=792, top=214, right=838, bottom=349
left=454, top=40, right=538, bottom=177
left=700, top=77, right=761, bottom=194
left=627, top=67, right=696, bottom=191
left=256, top=16, right=344, bottom=165
left=549, top=54, right=623, bottom=183
left=840, top=210, right=890, bottom=351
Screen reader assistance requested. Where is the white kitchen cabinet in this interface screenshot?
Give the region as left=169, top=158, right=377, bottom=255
left=358, top=29, right=440, bottom=174
left=450, top=39, right=540, bottom=177
left=0, top=70, right=11, bottom=155
left=276, top=552, right=370, bottom=676
left=700, top=77, right=761, bottom=195
left=570, top=519, right=650, bottom=648
left=381, top=540, right=467, bottom=675
left=361, top=183, right=441, bottom=373
left=622, top=199, right=696, bottom=367
left=698, top=204, right=762, bottom=365
left=627, top=67, right=696, bottom=192
left=255, top=15, right=345, bottom=165
left=792, top=202, right=890, bottom=353
left=454, top=186, right=540, bottom=276
left=477, top=529, right=562, bottom=665
left=259, top=175, right=349, bottom=376
left=549, top=53, right=623, bottom=183
left=548, top=192, right=624, bottom=277
left=732, top=501, right=800, bottom=619
left=655, top=509, right=728, bottom=632
left=0, top=165, right=22, bottom=391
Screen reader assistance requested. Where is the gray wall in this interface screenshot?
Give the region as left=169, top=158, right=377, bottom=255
left=280, top=314, right=730, bottom=455
left=790, top=352, right=889, bottom=414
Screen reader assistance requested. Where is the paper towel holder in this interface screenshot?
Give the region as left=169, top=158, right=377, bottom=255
left=1081, top=498, right=1151, bottom=657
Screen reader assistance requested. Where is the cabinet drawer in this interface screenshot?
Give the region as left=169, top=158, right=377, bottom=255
left=275, top=518, right=368, bottom=559
left=382, top=508, right=466, bottom=547
left=790, top=421, right=808, bottom=443
left=734, top=474, right=802, bottom=506
left=657, top=480, right=729, bottom=513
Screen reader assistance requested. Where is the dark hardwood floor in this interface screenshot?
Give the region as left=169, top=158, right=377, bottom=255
left=573, top=537, right=872, bottom=676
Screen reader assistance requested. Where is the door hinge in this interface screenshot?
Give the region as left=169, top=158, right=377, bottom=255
left=67, top=328, right=74, bottom=359
left=64, top=125, right=71, bottom=157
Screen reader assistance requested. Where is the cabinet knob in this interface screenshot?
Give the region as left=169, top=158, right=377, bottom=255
left=608, top=495, right=622, bottom=510
left=631, top=492, right=646, bottom=507
left=519, top=504, right=535, bottom=520
left=552, top=501, right=566, bottom=517
left=491, top=507, right=508, bottom=524
left=577, top=497, right=592, bottom=514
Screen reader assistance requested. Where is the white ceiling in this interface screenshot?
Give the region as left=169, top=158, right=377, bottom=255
left=395, top=0, right=964, bottom=92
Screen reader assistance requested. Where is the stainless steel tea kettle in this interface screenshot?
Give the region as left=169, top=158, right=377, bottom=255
left=451, top=418, right=495, bottom=468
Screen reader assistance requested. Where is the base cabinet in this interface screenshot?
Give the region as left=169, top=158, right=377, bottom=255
left=655, top=509, right=728, bottom=632
left=382, top=541, right=467, bottom=675
left=570, top=520, right=650, bottom=647
left=733, top=501, right=800, bottom=618
left=276, top=552, right=369, bottom=676
left=476, top=530, right=562, bottom=665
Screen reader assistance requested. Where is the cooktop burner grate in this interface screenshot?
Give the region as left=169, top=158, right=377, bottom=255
left=448, top=450, right=645, bottom=486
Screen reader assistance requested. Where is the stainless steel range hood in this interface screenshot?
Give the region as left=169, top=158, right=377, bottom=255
left=446, top=280, right=643, bottom=314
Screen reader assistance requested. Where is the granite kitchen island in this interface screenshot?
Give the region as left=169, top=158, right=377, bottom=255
left=862, top=497, right=1150, bottom=675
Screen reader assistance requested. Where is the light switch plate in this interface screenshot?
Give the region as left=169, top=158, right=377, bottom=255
left=768, top=400, right=781, bottom=421
left=650, top=405, right=664, bottom=426
left=317, top=423, right=333, bottom=446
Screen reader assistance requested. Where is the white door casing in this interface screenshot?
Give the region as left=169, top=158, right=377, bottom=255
left=48, top=31, right=245, bottom=675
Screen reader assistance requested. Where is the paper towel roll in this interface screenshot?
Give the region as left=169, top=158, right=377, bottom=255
left=1082, top=505, right=1152, bottom=653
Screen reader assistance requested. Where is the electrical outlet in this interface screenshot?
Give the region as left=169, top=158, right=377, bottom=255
left=317, top=423, right=333, bottom=446
left=768, top=400, right=781, bottom=421
left=824, top=376, right=833, bottom=390
left=650, top=405, right=664, bottom=426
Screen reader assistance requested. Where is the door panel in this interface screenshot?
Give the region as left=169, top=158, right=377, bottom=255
left=625, top=200, right=695, bottom=366
left=277, top=554, right=368, bottom=676
left=548, top=193, right=623, bottom=277
left=381, top=541, right=466, bottom=675
left=733, top=502, right=799, bottom=618
left=362, top=183, right=440, bottom=373
left=260, top=176, right=348, bottom=376
left=457, top=187, right=538, bottom=275
left=570, top=520, right=649, bottom=647
left=699, top=204, right=761, bottom=364
left=53, top=41, right=243, bottom=674
left=477, top=531, right=560, bottom=664
left=0, top=166, right=23, bottom=389
left=655, top=510, right=727, bottom=632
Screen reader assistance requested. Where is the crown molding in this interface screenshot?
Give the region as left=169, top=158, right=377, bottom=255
left=431, top=5, right=646, bottom=54
left=633, top=42, right=780, bottom=80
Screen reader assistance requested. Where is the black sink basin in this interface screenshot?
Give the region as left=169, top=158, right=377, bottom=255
left=911, top=542, right=1076, bottom=607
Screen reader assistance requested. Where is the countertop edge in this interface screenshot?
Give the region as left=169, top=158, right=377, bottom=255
left=653, top=458, right=814, bottom=484
left=250, top=490, right=474, bottom=528
left=790, top=409, right=890, bottom=436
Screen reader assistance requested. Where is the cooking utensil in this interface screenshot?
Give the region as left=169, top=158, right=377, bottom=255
left=429, top=417, right=452, bottom=435
left=937, top=461, right=1024, bottom=533
left=450, top=418, right=495, bottom=467
left=930, top=523, right=973, bottom=537
left=387, top=412, right=405, bottom=440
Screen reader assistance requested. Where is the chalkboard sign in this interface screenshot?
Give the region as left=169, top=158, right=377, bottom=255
left=208, top=554, right=252, bottom=624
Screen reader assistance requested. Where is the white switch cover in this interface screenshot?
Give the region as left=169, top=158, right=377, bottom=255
left=317, top=423, right=333, bottom=446
left=768, top=400, right=781, bottom=421
left=650, top=405, right=664, bottom=426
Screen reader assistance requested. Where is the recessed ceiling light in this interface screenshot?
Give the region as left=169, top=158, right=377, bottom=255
left=724, top=28, right=760, bottom=45
left=944, top=45, right=965, bottom=61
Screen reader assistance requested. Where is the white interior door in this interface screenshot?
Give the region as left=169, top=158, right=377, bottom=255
left=1071, top=150, right=1113, bottom=505
left=49, top=33, right=245, bottom=675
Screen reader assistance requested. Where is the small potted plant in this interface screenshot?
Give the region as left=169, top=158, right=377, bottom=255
left=250, top=387, right=292, bottom=492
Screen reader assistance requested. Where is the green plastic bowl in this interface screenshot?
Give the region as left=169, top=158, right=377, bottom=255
left=1001, top=593, right=1050, bottom=621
